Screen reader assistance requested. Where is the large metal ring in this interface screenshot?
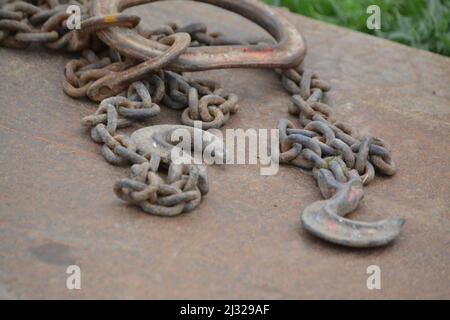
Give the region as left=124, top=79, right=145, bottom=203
left=92, top=0, right=306, bottom=72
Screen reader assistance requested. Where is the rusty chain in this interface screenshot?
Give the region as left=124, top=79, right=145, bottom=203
left=0, top=0, right=240, bottom=216
left=276, top=64, right=396, bottom=180
left=275, top=65, right=403, bottom=247
left=0, top=0, right=403, bottom=247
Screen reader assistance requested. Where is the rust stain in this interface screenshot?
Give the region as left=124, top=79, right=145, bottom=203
left=0, top=123, right=98, bottom=159
left=29, top=242, right=77, bottom=266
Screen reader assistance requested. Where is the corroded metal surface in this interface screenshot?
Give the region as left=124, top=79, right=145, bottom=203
left=0, top=1, right=449, bottom=299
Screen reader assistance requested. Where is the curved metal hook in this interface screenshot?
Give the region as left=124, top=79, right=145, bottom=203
left=129, top=124, right=227, bottom=196
left=130, top=124, right=226, bottom=163
left=87, top=33, right=192, bottom=101
left=301, top=172, right=405, bottom=248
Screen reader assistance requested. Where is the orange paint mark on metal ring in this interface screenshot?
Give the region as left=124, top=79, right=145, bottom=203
left=347, top=187, right=361, bottom=202
left=241, top=47, right=274, bottom=53
left=326, top=217, right=337, bottom=231
left=104, top=15, right=117, bottom=24
left=241, top=50, right=276, bottom=61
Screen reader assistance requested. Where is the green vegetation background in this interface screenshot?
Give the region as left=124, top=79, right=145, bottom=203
left=264, top=0, right=450, bottom=57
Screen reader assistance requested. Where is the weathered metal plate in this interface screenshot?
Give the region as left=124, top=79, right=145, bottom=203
left=0, top=1, right=449, bottom=299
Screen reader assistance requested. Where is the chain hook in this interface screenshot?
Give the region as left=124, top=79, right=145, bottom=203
left=301, top=171, right=405, bottom=247
left=87, top=32, right=191, bottom=101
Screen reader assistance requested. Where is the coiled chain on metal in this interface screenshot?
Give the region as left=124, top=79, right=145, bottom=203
left=0, top=0, right=240, bottom=216
left=0, top=0, right=396, bottom=216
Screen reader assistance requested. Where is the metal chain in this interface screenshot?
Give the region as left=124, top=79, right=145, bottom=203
left=275, top=64, right=396, bottom=191
left=275, top=64, right=403, bottom=247
left=138, top=21, right=248, bottom=46
left=0, top=0, right=239, bottom=216
left=0, top=0, right=402, bottom=246
left=1, top=0, right=102, bottom=50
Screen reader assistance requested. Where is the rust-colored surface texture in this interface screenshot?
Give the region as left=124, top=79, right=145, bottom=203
left=0, top=2, right=449, bottom=299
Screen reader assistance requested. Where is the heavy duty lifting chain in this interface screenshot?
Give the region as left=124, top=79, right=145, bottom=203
left=0, top=0, right=404, bottom=247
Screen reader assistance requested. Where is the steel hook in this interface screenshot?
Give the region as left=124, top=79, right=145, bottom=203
left=130, top=124, right=226, bottom=163
left=112, top=124, right=226, bottom=213
left=87, top=33, right=192, bottom=101
left=301, top=170, right=405, bottom=248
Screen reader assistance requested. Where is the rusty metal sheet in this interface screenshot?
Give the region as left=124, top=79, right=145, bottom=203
left=0, top=1, right=449, bottom=299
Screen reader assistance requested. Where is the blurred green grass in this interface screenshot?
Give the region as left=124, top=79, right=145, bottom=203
left=264, top=0, right=450, bottom=57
